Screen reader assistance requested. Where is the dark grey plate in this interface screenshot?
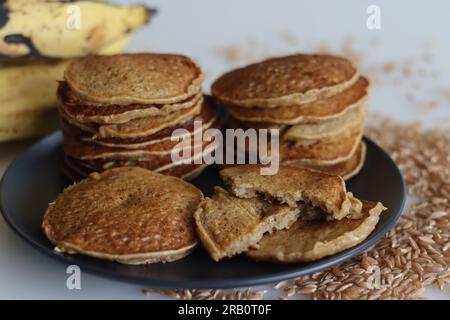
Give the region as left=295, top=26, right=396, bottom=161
left=0, top=131, right=405, bottom=289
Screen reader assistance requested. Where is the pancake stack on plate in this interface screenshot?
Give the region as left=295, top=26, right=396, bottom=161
left=57, top=53, right=218, bottom=181
left=211, top=54, right=368, bottom=180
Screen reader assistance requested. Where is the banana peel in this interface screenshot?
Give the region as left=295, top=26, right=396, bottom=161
left=0, top=36, right=129, bottom=142
left=0, top=36, right=129, bottom=116
left=0, top=0, right=153, bottom=59
left=0, top=108, right=59, bottom=142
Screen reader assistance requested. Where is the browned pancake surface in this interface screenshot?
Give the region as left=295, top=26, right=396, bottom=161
left=64, top=54, right=203, bottom=105
left=42, top=167, right=203, bottom=255
left=280, top=126, right=362, bottom=163
left=212, top=54, right=357, bottom=107
left=286, top=142, right=366, bottom=180
left=58, top=82, right=202, bottom=123
left=227, top=77, right=368, bottom=123
left=63, top=97, right=218, bottom=146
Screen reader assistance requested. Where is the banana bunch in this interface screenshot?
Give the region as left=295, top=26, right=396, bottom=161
left=0, top=0, right=153, bottom=142
left=0, top=37, right=130, bottom=142
left=0, top=0, right=153, bottom=58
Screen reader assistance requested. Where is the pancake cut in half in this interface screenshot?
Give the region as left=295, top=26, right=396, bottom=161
left=42, top=167, right=203, bottom=264
left=212, top=54, right=358, bottom=108
left=194, top=187, right=301, bottom=261
left=220, top=165, right=358, bottom=220
left=246, top=200, right=386, bottom=263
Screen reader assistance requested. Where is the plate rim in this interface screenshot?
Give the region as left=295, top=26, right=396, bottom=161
left=0, top=131, right=406, bottom=289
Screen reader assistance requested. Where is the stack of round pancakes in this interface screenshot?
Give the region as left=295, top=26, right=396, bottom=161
left=58, top=54, right=218, bottom=180
left=212, top=54, right=368, bottom=180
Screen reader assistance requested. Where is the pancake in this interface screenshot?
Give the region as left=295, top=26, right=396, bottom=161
left=212, top=54, right=358, bottom=108
left=42, top=167, right=203, bottom=264
left=64, top=130, right=215, bottom=159
left=62, top=156, right=207, bottom=181
left=246, top=200, right=386, bottom=263
left=226, top=116, right=285, bottom=132
left=64, top=54, right=203, bottom=105
left=283, top=102, right=367, bottom=141
left=63, top=133, right=187, bottom=158
left=58, top=82, right=203, bottom=124
left=280, top=126, right=363, bottom=166
left=220, top=165, right=357, bottom=220
left=65, top=139, right=218, bottom=173
left=194, top=187, right=300, bottom=261
left=63, top=99, right=218, bottom=149
left=60, top=95, right=202, bottom=138
left=226, top=77, right=369, bottom=124
left=285, top=142, right=366, bottom=181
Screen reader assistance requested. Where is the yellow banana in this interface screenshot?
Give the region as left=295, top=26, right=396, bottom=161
left=0, top=36, right=129, bottom=142
left=0, top=109, right=59, bottom=142
left=0, top=0, right=152, bottom=58
left=0, top=36, right=129, bottom=116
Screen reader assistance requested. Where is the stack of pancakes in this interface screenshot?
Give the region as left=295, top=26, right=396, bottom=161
left=57, top=54, right=218, bottom=180
left=212, top=54, right=368, bottom=180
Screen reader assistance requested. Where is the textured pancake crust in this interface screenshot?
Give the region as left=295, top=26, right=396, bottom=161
left=58, top=82, right=203, bottom=124
left=246, top=201, right=386, bottom=263
left=280, top=126, right=363, bottom=165
left=64, top=54, right=203, bottom=105
left=226, top=77, right=369, bottom=123
left=285, top=142, right=366, bottom=180
left=283, top=102, right=367, bottom=140
left=42, top=167, right=203, bottom=264
left=194, top=187, right=300, bottom=261
left=212, top=54, right=358, bottom=108
left=220, top=165, right=352, bottom=220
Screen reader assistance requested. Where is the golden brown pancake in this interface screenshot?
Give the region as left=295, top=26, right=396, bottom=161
left=285, top=142, right=366, bottom=180
left=212, top=54, right=358, bottom=108
left=283, top=102, right=367, bottom=141
left=280, top=126, right=363, bottom=165
left=58, top=82, right=203, bottom=124
left=220, top=165, right=355, bottom=220
left=226, top=77, right=369, bottom=124
left=64, top=54, right=203, bottom=105
left=64, top=138, right=217, bottom=173
left=62, top=98, right=218, bottom=149
left=226, top=116, right=285, bottom=131
left=60, top=96, right=202, bottom=138
left=246, top=200, right=386, bottom=263
left=42, top=167, right=203, bottom=264
left=62, top=157, right=207, bottom=181
left=63, top=133, right=184, bottom=159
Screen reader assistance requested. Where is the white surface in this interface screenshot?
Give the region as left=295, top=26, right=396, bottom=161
left=0, top=0, right=449, bottom=299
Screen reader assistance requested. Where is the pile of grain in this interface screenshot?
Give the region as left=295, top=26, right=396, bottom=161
left=143, top=115, right=449, bottom=300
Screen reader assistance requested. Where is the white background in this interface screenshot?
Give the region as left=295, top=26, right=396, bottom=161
left=0, top=0, right=449, bottom=299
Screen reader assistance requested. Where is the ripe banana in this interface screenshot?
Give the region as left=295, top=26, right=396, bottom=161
left=0, top=0, right=153, bottom=58
left=0, top=36, right=129, bottom=142
left=0, top=109, right=59, bottom=142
